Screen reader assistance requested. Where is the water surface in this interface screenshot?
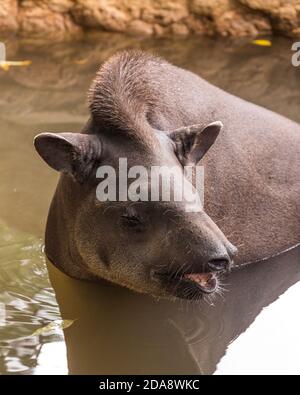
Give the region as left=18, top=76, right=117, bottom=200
left=0, top=33, right=300, bottom=375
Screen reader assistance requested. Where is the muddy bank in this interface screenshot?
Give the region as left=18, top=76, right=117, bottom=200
left=1, top=1, right=300, bottom=41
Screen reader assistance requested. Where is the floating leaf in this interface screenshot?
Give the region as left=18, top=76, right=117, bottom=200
left=32, top=319, right=77, bottom=336
left=0, top=63, right=9, bottom=71
left=251, top=39, right=272, bottom=47
left=75, top=59, right=88, bottom=65
left=0, top=60, right=32, bottom=71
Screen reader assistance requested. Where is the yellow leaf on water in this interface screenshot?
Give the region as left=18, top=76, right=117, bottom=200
left=251, top=39, right=272, bottom=47
left=0, top=63, right=10, bottom=71
left=75, top=59, right=88, bottom=65
left=32, top=319, right=77, bottom=336
left=0, top=60, right=32, bottom=71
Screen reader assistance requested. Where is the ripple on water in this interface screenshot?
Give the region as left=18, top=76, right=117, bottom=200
left=0, top=220, right=65, bottom=374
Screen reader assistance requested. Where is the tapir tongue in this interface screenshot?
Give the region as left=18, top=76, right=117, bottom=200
left=183, top=273, right=217, bottom=292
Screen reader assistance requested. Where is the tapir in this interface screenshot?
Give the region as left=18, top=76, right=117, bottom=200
left=34, top=50, right=300, bottom=300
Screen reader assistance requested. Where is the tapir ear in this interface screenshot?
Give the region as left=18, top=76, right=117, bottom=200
left=169, top=121, right=223, bottom=165
left=34, top=132, right=102, bottom=183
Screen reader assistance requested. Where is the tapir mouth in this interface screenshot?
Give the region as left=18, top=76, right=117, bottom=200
left=182, top=272, right=218, bottom=294
left=154, top=270, right=220, bottom=300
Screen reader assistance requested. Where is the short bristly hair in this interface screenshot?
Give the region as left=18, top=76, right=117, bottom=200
left=88, top=50, right=166, bottom=149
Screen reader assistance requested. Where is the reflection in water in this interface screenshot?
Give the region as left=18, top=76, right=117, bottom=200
left=0, top=33, right=299, bottom=374
left=216, top=279, right=300, bottom=375
left=0, top=221, right=63, bottom=374
left=47, top=247, right=300, bottom=375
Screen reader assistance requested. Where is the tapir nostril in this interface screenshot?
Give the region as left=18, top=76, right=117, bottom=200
left=207, top=258, right=230, bottom=272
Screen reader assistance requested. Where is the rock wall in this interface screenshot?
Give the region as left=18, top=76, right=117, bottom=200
left=1, top=0, right=300, bottom=40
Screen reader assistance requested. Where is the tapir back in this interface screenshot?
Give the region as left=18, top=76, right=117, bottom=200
left=154, top=58, right=300, bottom=264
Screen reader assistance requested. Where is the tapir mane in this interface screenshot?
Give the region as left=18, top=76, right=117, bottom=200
left=88, top=50, right=165, bottom=148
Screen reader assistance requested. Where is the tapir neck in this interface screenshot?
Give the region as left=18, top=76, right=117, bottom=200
left=45, top=176, right=97, bottom=281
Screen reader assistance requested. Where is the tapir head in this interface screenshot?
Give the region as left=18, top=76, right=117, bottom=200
left=34, top=115, right=237, bottom=300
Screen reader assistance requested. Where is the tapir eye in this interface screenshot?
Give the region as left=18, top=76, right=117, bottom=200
left=121, top=213, right=142, bottom=225
left=121, top=212, right=145, bottom=232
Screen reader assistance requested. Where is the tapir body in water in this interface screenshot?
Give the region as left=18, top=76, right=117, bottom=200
left=34, top=51, right=300, bottom=300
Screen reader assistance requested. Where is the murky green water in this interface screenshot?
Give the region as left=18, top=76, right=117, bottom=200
left=0, top=33, right=300, bottom=375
